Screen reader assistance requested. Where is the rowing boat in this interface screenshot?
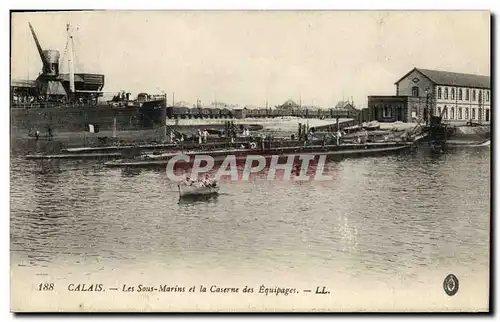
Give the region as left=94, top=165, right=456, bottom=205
left=178, top=183, right=220, bottom=198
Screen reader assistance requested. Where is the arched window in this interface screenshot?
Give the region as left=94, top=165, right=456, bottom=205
left=444, top=88, right=449, bottom=99
left=438, top=106, right=442, bottom=116
left=466, top=89, right=470, bottom=100
left=479, top=90, right=482, bottom=103
left=472, top=108, right=476, bottom=119
left=458, top=89, right=463, bottom=100
left=465, top=108, right=469, bottom=119
left=411, top=86, right=419, bottom=97
left=459, top=107, right=463, bottom=119
left=487, top=91, right=490, bottom=102
left=438, top=87, right=442, bottom=99
left=444, top=106, right=448, bottom=119
left=451, top=88, right=455, bottom=100
left=472, top=90, right=476, bottom=101
left=451, top=107, right=455, bottom=119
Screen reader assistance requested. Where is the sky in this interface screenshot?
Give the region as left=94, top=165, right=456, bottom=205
left=10, top=10, right=490, bottom=108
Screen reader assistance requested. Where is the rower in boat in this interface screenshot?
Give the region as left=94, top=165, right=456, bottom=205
left=178, top=173, right=219, bottom=198
left=184, top=176, right=195, bottom=186
left=201, top=175, right=217, bottom=188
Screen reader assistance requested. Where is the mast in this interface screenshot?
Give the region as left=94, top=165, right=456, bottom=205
left=67, top=24, right=75, bottom=93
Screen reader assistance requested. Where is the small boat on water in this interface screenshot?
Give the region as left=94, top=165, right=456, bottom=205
left=178, top=181, right=219, bottom=198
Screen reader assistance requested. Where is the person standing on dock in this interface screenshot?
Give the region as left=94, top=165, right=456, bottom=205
left=336, top=130, right=341, bottom=145
left=203, top=129, right=209, bottom=143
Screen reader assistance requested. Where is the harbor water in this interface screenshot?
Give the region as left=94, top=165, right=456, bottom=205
left=10, top=146, right=490, bottom=311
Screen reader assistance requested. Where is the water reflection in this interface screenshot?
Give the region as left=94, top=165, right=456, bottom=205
left=178, top=194, right=220, bottom=205
left=121, top=167, right=143, bottom=177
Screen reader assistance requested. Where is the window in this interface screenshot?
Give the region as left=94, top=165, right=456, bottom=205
left=472, top=90, right=476, bottom=101
left=444, top=88, right=449, bottom=99
left=411, top=86, right=419, bottom=97
left=383, top=105, right=392, bottom=118
left=438, top=87, right=442, bottom=99
left=465, top=108, right=469, bottom=119
left=438, top=106, right=442, bottom=116
left=466, top=89, right=470, bottom=100
left=459, top=107, right=463, bottom=119
left=458, top=89, right=463, bottom=100
left=478, top=90, right=482, bottom=103
left=451, top=88, right=455, bottom=100
left=444, top=106, right=448, bottom=119
left=411, top=105, right=417, bottom=119
left=472, top=108, right=476, bottom=119
left=451, top=107, right=455, bottom=119
left=487, top=91, right=490, bottom=102
left=486, top=108, right=490, bottom=122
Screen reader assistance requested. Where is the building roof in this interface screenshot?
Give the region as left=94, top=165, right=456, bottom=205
left=11, top=79, right=36, bottom=88
left=277, top=99, right=300, bottom=108
left=334, top=100, right=356, bottom=110
left=396, top=67, right=490, bottom=89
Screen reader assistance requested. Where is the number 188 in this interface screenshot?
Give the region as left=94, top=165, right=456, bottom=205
left=38, top=283, right=54, bottom=291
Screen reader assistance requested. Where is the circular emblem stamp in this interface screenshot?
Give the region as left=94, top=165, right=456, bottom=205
left=443, top=274, right=459, bottom=296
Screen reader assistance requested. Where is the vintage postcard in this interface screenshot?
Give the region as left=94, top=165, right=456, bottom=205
left=9, top=10, right=491, bottom=312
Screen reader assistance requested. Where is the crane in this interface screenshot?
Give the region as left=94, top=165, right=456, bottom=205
left=28, top=22, right=49, bottom=74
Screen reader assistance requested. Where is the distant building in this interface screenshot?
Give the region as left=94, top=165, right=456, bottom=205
left=172, top=101, right=191, bottom=108
left=368, top=67, right=491, bottom=122
left=276, top=99, right=301, bottom=109
left=334, top=100, right=357, bottom=111
left=302, top=105, right=321, bottom=111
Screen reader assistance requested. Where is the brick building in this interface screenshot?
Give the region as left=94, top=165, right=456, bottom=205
left=367, top=67, right=491, bottom=123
